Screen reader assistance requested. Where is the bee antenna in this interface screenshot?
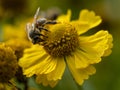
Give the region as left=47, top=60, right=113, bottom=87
left=34, top=7, right=40, bottom=23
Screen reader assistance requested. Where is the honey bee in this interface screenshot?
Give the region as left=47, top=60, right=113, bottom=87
left=26, top=7, right=57, bottom=44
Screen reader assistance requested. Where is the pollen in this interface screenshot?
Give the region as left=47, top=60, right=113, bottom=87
left=43, top=23, right=79, bottom=57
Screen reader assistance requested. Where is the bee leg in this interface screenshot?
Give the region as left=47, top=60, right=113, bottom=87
left=32, top=36, right=45, bottom=44
left=45, top=21, right=57, bottom=24
left=42, top=21, right=57, bottom=26
left=37, top=26, right=49, bottom=31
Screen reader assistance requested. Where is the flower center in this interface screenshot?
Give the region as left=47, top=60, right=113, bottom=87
left=42, top=23, right=79, bottom=57
left=0, top=43, right=18, bottom=83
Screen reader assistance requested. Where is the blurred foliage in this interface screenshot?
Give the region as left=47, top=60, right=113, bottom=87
left=0, top=0, right=120, bottom=90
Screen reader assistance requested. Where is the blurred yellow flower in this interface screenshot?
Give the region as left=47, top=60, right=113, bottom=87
left=0, top=43, right=18, bottom=83
left=5, top=38, right=31, bottom=59
left=2, top=18, right=33, bottom=41
left=0, top=43, right=18, bottom=90
left=19, top=9, right=113, bottom=87
left=3, top=24, right=26, bottom=40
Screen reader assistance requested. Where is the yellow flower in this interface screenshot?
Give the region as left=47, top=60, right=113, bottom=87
left=5, top=38, right=32, bottom=88
left=5, top=38, right=32, bottom=59
left=2, top=18, right=32, bottom=41
left=19, top=9, right=113, bottom=87
left=0, top=43, right=18, bottom=83
left=3, top=24, right=26, bottom=40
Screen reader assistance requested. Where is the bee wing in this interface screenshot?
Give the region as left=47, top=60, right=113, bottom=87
left=34, top=7, right=40, bottom=23
left=26, top=23, right=33, bottom=41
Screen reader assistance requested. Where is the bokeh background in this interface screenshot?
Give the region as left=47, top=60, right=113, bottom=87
left=0, top=0, right=120, bottom=90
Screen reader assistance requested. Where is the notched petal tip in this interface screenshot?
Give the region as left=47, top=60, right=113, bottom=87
left=36, top=75, right=58, bottom=88
left=46, top=58, right=66, bottom=81
left=78, top=65, right=96, bottom=85
left=103, top=33, right=113, bottom=56
left=66, top=56, right=96, bottom=85
left=79, top=9, right=102, bottom=29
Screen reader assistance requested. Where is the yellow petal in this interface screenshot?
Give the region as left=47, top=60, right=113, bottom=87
left=73, top=48, right=101, bottom=69
left=49, top=80, right=58, bottom=87
left=35, top=56, right=57, bottom=75
left=47, top=57, right=66, bottom=81
left=19, top=45, right=57, bottom=77
left=23, top=56, right=57, bottom=76
left=79, top=9, right=102, bottom=29
left=79, top=30, right=112, bottom=59
left=103, top=34, right=113, bottom=56
left=66, top=55, right=96, bottom=85
left=57, top=9, right=71, bottom=23
left=71, top=31, right=111, bottom=69
left=72, top=30, right=112, bottom=69
left=74, top=47, right=101, bottom=69
left=71, top=21, right=90, bottom=35
left=36, top=74, right=58, bottom=87
left=36, top=57, right=65, bottom=87
left=36, top=75, right=48, bottom=86
left=19, top=45, right=47, bottom=68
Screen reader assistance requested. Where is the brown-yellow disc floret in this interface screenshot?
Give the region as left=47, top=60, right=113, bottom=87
left=43, top=23, right=79, bottom=57
left=0, top=43, right=18, bottom=83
